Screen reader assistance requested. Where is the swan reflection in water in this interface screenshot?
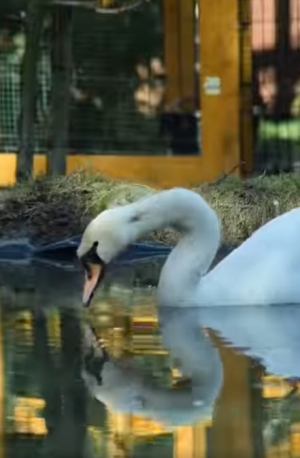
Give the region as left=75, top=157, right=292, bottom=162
left=81, top=307, right=223, bottom=427
left=81, top=304, right=300, bottom=451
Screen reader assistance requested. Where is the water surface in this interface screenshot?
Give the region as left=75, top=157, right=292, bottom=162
left=0, top=260, right=299, bottom=458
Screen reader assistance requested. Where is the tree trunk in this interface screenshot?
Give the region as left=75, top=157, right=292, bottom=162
left=47, top=6, right=73, bottom=176
left=17, top=0, right=46, bottom=182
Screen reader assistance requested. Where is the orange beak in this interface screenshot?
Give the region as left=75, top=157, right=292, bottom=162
left=83, top=263, right=103, bottom=307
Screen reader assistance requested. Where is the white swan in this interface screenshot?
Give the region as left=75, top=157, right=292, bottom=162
left=81, top=307, right=223, bottom=427
left=77, top=188, right=300, bottom=378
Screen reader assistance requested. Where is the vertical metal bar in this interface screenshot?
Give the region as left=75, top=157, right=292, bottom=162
left=239, top=0, right=254, bottom=175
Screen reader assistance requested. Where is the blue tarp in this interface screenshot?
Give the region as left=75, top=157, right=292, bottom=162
left=0, top=236, right=171, bottom=266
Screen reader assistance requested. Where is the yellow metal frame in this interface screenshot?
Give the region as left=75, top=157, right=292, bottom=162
left=0, top=153, right=228, bottom=188
left=0, top=0, right=252, bottom=188
left=200, top=0, right=242, bottom=178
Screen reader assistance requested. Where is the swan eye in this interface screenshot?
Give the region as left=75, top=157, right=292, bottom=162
left=129, top=214, right=140, bottom=223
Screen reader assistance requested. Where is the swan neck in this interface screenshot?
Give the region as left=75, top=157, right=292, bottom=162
left=130, top=189, right=220, bottom=306
left=131, top=188, right=220, bottom=240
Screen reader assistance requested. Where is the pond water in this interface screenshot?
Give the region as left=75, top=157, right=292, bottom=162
left=0, top=259, right=299, bottom=458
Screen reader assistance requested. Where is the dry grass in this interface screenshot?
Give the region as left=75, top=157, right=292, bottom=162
left=0, top=171, right=300, bottom=244
left=0, top=171, right=154, bottom=242
left=197, top=174, right=300, bottom=245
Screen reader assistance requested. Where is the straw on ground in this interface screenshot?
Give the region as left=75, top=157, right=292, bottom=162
left=0, top=171, right=299, bottom=245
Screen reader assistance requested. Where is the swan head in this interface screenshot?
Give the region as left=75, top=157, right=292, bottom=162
left=77, top=206, right=138, bottom=306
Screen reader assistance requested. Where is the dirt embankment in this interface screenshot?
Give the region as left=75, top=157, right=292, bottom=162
left=0, top=172, right=299, bottom=245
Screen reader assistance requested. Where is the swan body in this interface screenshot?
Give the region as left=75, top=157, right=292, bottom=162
left=78, top=188, right=300, bottom=378
left=197, top=208, right=300, bottom=376
left=198, top=207, right=300, bottom=306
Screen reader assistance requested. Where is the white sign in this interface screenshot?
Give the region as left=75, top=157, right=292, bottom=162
left=203, top=76, right=221, bottom=95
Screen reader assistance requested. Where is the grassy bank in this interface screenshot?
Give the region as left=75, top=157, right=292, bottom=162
left=1, top=171, right=300, bottom=245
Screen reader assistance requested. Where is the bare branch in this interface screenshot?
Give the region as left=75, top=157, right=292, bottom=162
left=209, top=162, right=246, bottom=187
left=96, top=0, right=150, bottom=14
left=51, top=0, right=150, bottom=14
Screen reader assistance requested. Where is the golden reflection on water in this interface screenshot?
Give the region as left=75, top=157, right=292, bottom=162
left=0, top=279, right=299, bottom=458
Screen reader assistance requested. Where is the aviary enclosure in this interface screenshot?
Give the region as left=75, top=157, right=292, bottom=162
left=0, top=0, right=300, bottom=185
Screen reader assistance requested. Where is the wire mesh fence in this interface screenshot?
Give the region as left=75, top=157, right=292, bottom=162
left=252, top=0, right=300, bottom=174
left=0, top=0, right=201, bottom=157
left=3, top=0, right=300, bottom=171
left=0, top=35, right=50, bottom=152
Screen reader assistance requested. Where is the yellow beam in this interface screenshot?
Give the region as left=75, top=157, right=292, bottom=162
left=178, top=0, right=195, bottom=100
left=239, top=0, right=253, bottom=174
left=209, top=331, right=255, bottom=458
left=163, top=0, right=195, bottom=104
left=199, top=0, right=242, bottom=176
left=174, top=426, right=194, bottom=458
left=163, top=0, right=181, bottom=103
left=0, top=153, right=224, bottom=188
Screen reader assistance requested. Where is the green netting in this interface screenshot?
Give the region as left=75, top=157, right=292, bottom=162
left=0, top=0, right=200, bottom=156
